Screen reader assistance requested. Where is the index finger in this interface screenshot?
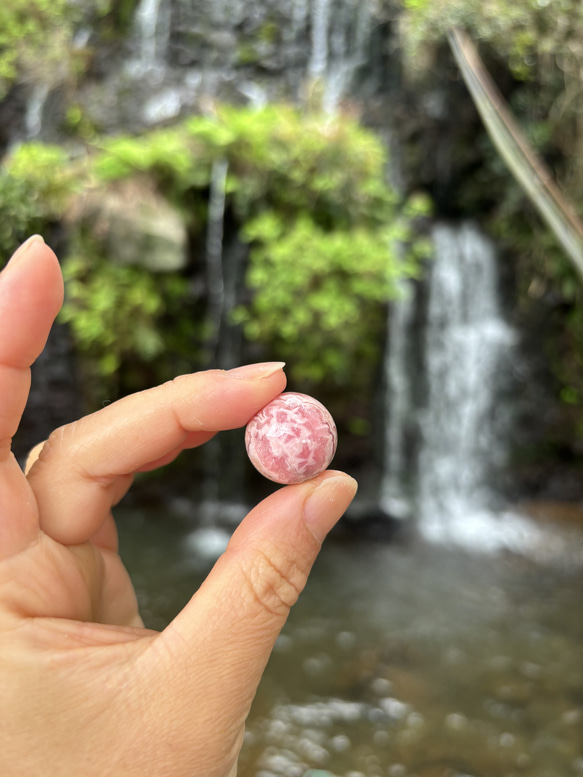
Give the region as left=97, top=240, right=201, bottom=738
left=27, top=363, right=286, bottom=546
left=0, top=237, right=64, bottom=460
left=0, top=237, right=63, bottom=558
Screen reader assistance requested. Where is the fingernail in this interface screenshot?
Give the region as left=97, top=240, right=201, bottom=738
left=5, top=235, right=45, bottom=270
left=302, top=473, right=358, bottom=543
left=228, top=362, right=286, bottom=380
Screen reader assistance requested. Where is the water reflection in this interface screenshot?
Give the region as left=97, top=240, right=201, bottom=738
left=117, top=508, right=583, bottom=777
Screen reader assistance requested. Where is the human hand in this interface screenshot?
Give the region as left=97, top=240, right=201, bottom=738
left=0, top=237, right=357, bottom=777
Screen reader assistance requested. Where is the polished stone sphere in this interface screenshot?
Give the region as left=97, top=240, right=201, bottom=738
left=245, top=392, right=337, bottom=484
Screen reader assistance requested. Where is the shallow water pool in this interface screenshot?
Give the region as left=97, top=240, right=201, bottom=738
left=117, top=507, right=583, bottom=777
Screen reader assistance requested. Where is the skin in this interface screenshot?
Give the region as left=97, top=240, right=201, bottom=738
left=0, top=237, right=357, bottom=777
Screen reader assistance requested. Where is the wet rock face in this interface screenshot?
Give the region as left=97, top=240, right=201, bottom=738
left=69, top=0, right=392, bottom=135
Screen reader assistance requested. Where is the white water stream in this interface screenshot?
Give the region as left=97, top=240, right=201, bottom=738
left=132, top=0, right=171, bottom=72
left=418, top=223, right=515, bottom=530
left=381, top=223, right=551, bottom=553
left=380, top=281, right=416, bottom=520
left=307, top=0, right=373, bottom=111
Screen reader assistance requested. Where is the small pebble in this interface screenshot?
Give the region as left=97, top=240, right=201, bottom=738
left=245, top=392, right=337, bottom=484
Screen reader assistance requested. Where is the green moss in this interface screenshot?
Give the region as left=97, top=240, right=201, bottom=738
left=256, top=20, right=279, bottom=44
left=97, top=0, right=141, bottom=39
left=236, top=43, right=262, bottom=66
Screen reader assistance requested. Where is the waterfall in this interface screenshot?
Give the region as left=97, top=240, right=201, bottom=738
left=308, top=0, right=331, bottom=78
left=417, top=223, right=516, bottom=534
left=125, top=0, right=185, bottom=124
left=325, top=0, right=372, bottom=112
left=380, top=281, right=416, bottom=520
left=202, top=158, right=229, bottom=515
left=308, top=0, right=373, bottom=112
left=24, top=84, right=50, bottom=138
left=132, top=0, right=171, bottom=72
left=200, top=158, right=247, bottom=523
left=290, top=0, right=309, bottom=42
left=88, top=0, right=386, bottom=133
left=204, top=158, right=229, bottom=367
left=382, top=222, right=525, bottom=550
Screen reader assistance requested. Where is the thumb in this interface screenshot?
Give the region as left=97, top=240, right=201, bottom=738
left=157, top=471, right=356, bottom=718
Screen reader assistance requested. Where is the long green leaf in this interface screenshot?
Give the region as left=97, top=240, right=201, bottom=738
left=448, top=26, right=583, bottom=278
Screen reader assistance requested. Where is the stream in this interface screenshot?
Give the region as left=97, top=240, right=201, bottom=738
left=117, top=505, right=583, bottom=777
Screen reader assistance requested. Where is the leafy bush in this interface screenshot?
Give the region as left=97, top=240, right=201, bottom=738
left=92, top=105, right=432, bottom=386
left=1, top=104, right=432, bottom=400
left=400, top=0, right=583, bottom=83
left=0, top=142, right=78, bottom=263
left=59, top=246, right=192, bottom=401
left=0, top=0, right=79, bottom=97
left=236, top=202, right=430, bottom=384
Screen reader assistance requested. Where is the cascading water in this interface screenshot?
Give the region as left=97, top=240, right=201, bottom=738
left=202, top=157, right=230, bottom=516
left=131, top=0, right=171, bottom=73
left=308, top=0, right=331, bottom=79
left=198, top=158, right=248, bottom=535
left=381, top=222, right=539, bottom=551
left=417, top=223, right=517, bottom=543
left=204, top=158, right=229, bottom=367
left=380, top=281, right=416, bottom=520
left=75, top=0, right=386, bottom=135
left=126, top=0, right=183, bottom=125
left=24, top=84, right=50, bottom=139
left=307, top=0, right=373, bottom=112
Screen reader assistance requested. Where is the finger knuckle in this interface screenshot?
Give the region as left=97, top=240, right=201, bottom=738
left=160, top=375, right=205, bottom=430
left=165, top=373, right=191, bottom=392
left=24, top=440, right=46, bottom=472
left=241, top=545, right=307, bottom=618
left=42, top=421, right=82, bottom=458
left=32, top=425, right=66, bottom=464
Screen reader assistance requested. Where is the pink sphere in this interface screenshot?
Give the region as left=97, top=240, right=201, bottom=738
left=245, top=392, right=338, bottom=484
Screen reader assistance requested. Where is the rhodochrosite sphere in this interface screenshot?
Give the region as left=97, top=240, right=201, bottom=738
left=245, top=392, right=338, bottom=484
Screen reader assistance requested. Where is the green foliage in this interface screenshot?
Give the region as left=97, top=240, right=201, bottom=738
left=0, top=173, right=44, bottom=263
left=91, top=106, right=431, bottom=386
left=93, top=127, right=210, bottom=195
left=0, top=0, right=80, bottom=97
left=92, top=104, right=399, bottom=222
left=1, top=104, right=431, bottom=398
left=0, top=142, right=78, bottom=263
left=400, top=0, right=583, bottom=82
left=95, top=0, right=141, bottom=39
left=219, top=108, right=431, bottom=384
left=4, top=142, right=78, bottom=211
left=59, top=247, right=191, bottom=399
left=234, top=212, right=423, bottom=383
left=0, top=137, right=198, bottom=402
left=63, top=104, right=100, bottom=141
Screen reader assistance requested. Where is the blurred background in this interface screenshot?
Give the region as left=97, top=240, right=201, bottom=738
left=1, top=1, right=583, bottom=775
